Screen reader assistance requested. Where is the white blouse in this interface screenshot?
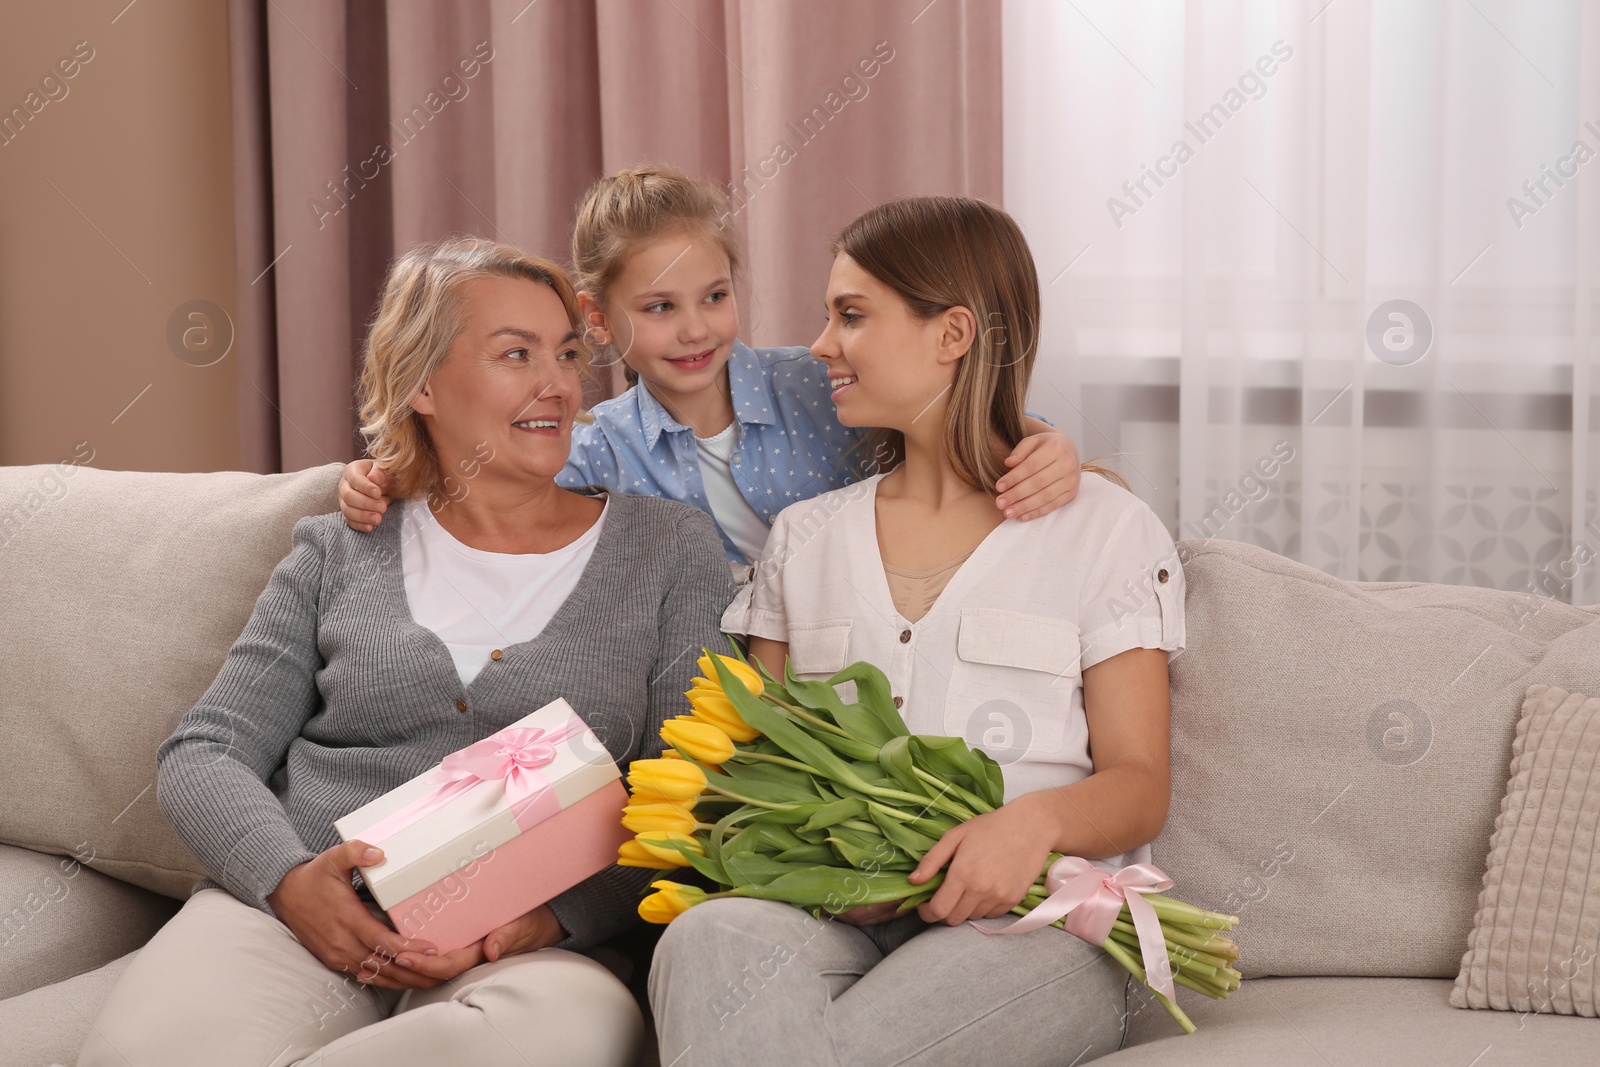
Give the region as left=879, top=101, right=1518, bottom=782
left=723, top=471, right=1185, bottom=871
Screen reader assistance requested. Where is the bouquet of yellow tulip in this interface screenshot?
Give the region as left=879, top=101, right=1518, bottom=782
left=619, top=650, right=1240, bottom=1034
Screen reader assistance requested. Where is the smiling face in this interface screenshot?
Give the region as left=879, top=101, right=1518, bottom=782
left=810, top=252, right=968, bottom=432
left=595, top=228, right=740, bottom=401
left=410, top=274, right=584, bottom=488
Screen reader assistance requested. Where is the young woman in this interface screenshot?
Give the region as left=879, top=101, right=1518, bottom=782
left=651, top=198, right=1185, bottom=1066
left=80, top=238, right=733, bottom=1067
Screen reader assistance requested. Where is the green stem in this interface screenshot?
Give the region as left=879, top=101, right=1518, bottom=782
left=1173, top=969, right=1233, bottom=1000
left=910, top=766, right=994, bottom=815
left=702, top=782, right=799, bottom=810
left=865, top=800, right=958, bottom=836
left=1110, top=920, right=1234, bottom=973
left=730, top=750, right=821, bottom=775
left=766, top=697, right=854, bottom=739
left=1141, top=893, right=1238, bottom=929
left=1097, top=934, right=1197, bottom=1033
left=857, top=783, right=976, bottom=822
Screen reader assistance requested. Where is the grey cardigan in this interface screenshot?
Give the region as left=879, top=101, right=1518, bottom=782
left=156, top=491, right=735, bottom=951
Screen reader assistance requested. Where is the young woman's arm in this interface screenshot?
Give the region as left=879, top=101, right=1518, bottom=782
left=746, top=636, right=788, bottom=678
left=907, top=646, right=1171, bottom=926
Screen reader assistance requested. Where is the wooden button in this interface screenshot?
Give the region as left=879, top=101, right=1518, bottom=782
left=1158, top=569, right=1170, bottom=584
left=456, top=699, right=468, bottom=712
left=490, top=649, right=503, bottom=661
left=892, top=696, right=904, bottom=709
left=899, top=629, right=911, bottom=644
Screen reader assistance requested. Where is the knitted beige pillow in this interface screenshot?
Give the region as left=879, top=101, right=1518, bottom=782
left=1452, top=684, right=1600, bottom=1015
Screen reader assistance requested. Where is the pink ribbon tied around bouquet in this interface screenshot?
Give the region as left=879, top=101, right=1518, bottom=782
left=977, top=856, right=1176, bottom=1002
left=357, top=719, right=584, bottom=846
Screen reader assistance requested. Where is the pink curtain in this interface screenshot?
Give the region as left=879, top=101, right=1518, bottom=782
left=230, top=0, right=1001, bottom=473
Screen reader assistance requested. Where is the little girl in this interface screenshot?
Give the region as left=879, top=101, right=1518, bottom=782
left=338, top=165, right=1083, bottom=565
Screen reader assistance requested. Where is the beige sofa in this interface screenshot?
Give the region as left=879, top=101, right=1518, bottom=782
left=0, top=462, right=1596, bottom=1065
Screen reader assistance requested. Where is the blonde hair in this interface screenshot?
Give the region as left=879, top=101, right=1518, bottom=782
left=832, top=196, right=1127, bottom=492
left=571, top=164, right=744, bottom=383
left=357, top=236, right=587, bottom=501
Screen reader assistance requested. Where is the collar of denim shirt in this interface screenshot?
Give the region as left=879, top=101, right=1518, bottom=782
left=634, top=341, right=780, bottom=450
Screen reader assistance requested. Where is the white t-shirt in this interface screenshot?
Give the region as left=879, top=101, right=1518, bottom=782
left=696, top=423, right=771, bottom=565
left=400, top=497, right=607, bottom=686
left=725, top=471, right=1184, bottom=871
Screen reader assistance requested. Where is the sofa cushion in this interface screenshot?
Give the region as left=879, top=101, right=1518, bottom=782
left=1109, top=975, right=1597, bottom=1064
left=0, top=463, right=343, bottom=898
left=0, top=843, right=175, bottom=1001
left=1154, top=537, right=1600, bottom=978
left=1453, top=684, right=1600, bottom=1015
left=0, top=950, right=136, bottom=1067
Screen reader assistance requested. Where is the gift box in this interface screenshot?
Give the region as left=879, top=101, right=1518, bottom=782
left=334, top=698, right=631, bottom=953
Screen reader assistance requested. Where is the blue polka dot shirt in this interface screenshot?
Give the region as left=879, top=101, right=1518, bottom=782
left=559, top=342, right=870, bottom=564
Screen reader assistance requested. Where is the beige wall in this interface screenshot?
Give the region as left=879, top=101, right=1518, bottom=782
left=0, top=0, right=239, bottom=472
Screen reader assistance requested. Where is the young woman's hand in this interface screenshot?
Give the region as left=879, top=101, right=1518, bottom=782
left=906, top=794, right=1059, bottom=925
left=266, top=840, right=442, bottom=990
left=995, top=430, right=1081, bottom=520
left=386, top=905, right=566, bottom=982
left=339, top=459, right=391, bottom=532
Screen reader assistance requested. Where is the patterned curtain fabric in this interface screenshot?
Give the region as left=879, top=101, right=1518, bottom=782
left=228, top=0, right=1001, bottom=474
left=1004, top=0, right=1600, bottom=601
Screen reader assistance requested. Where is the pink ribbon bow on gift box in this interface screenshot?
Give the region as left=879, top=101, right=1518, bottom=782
left=977, top=856, right=1176, bottom=1001
left=358, top=719, right=587, bottom=846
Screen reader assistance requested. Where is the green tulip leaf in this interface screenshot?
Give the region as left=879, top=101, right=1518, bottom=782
left=866, top=805, right=940, bottom=857
left=826, top=661, right=909, bottom=740
left=773, top=844, right=838, bottom=865
left=799, top=796, right=869, bottom=832
left=711, top=657, right=876, bottom=794
left=736, top=867, right=922, bottom=910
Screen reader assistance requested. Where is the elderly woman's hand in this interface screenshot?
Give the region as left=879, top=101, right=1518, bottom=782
left=385, top=905, right=566, bottom=982
left=266, top=839, right=443, bottom=990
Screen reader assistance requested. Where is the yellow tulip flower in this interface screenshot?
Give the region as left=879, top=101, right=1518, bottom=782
left=616, top=839, right=681, bottom=869
left=622, top=801, right=698, bottom=836
left=683, top=687, right=761, bottom=743
left=660, top=716, right=737, bottom=765
left=638, top=880, right=709, bottom=924
left=695, top=652, right=764, bottom=697
left=635, top=830, right=704, bottom=866
left=626, top=758, right=707, bottom=802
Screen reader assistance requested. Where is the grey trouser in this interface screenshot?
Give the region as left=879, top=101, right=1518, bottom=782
left=77, top=888, right=643, bottom=1067
left=648, top=898, right=1131, bottom=1067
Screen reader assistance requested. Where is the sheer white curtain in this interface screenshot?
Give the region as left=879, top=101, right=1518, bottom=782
left=1005, top=0, right=1600, bottom=603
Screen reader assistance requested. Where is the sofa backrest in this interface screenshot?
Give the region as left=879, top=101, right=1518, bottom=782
left=0, top=462, right=343, bottom=898
left=1155, top=536, right=1600, bottom=979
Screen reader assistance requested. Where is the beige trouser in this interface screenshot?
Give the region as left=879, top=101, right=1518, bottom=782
left=77, top=888, right=643, bottom=1067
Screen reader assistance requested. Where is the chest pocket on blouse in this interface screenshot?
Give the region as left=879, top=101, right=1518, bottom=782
left=944, top=608, right=1081, bottom=761
left=787, top=620, right=853, bottom=677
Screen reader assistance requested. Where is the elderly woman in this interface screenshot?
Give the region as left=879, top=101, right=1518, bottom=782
left=79, top=238, right=734, bottom=1067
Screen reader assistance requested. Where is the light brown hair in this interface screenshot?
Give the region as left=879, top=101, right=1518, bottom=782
left=570, top=164, right=744, bottom=384
left=357, top=236, right=587, bottom=501
left=831, top=196, right=1126, bottom=492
